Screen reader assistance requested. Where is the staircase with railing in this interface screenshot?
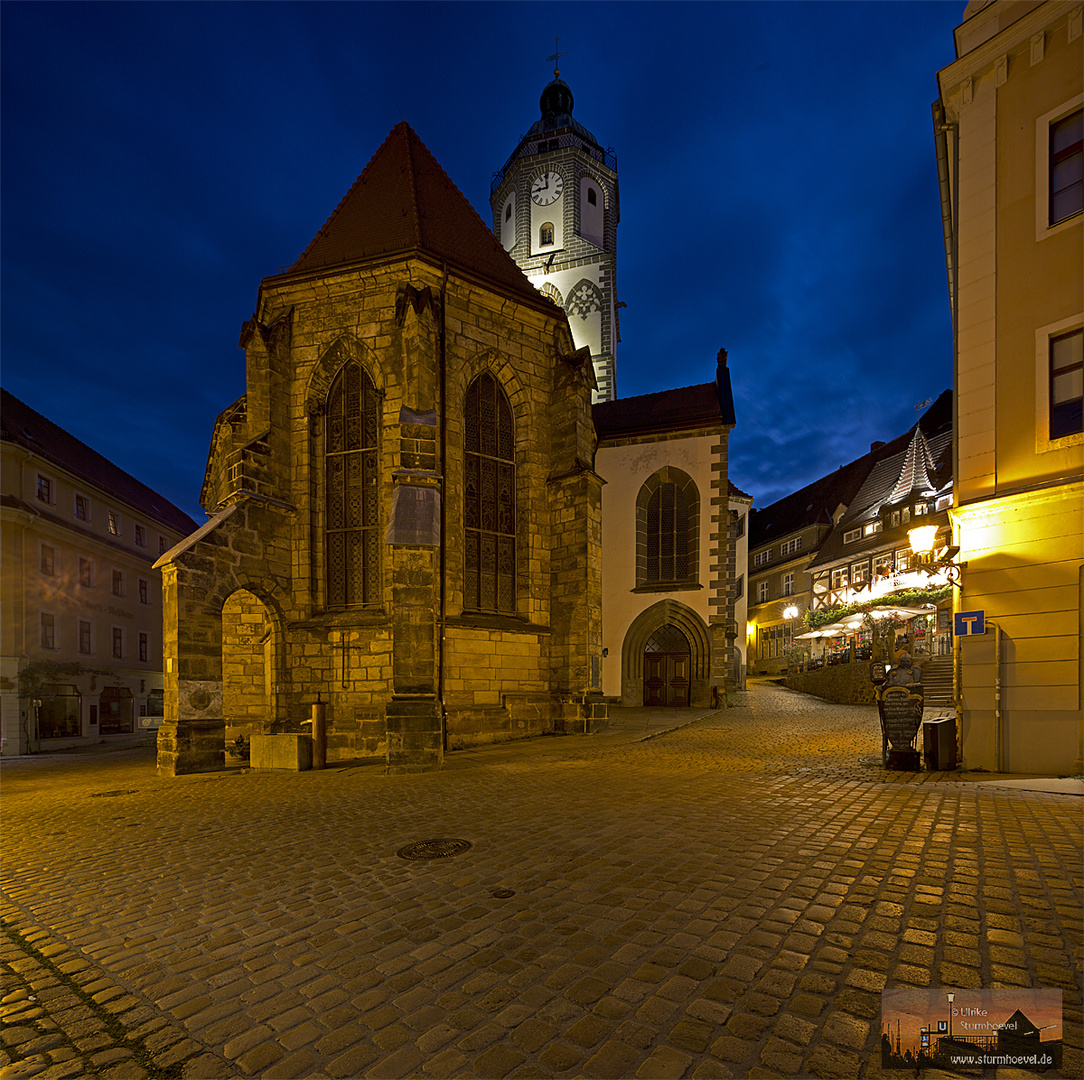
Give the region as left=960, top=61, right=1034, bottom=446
left=920, top=656, right=954, bottom=706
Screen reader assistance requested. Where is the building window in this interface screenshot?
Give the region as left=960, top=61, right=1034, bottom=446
left=134, top=524, right=146, bottom=548
left=40, top=544, right=56, bottom=576
left=757, top=581, right=769, bottom=604
left=843, top=528, right=861, bottom=544
left=107, top=510, right=119, bottom=536
left=863, top=521, right=882, bottom=536
left=874, top=554, right=893, bottom=578
left=75, top=493, right=89, bottom=521
left=753, top=549, right=771, bottom=567
left=36, top=475, right=53, bottom=505
left=1050, top=107, right=1083, bottom=226
left=79, top=620, right=93, bottom=655
left=505, top=202, right=512, bottom=221
left=138, top=578, right=149, bottom=605
left=781, top=537, right=802, bottom=556
left=734, top=575, right=744, bottom=600
left=852, top=562, right=869, bottom=585
left=112, top=627, right=124, bottom=660
left=464, top=372, right=516, bottom=613
left=112, top=570, right=125, bottom=598
left=782, top=573, right=794, bottom=597
left=647, top=484, right=690, bottom=583
left=138, top=633, right=149, bottom=663
left=831, top=568, right=849, bottom=592
left=158, top=536, right=168, bottom=556
left=79, top=557, right=94, bottom=588
left=735, top=513, right=745, bottom=538
left=325, top=361, right=380, bottom=609
left=587, top=187, right=597, bottom=206
left=896, top=549, right=913, bottom=572
left=40, top=612, right=56, bottom=650
left=1050, top=328, right=1083, bottom=439
left=38, top=685, right=81, bottom=739
left=539, top=222, right=554, bottom=246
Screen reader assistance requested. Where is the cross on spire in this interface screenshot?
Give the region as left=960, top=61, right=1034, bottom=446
left=546, top=36, right=565, bottom=79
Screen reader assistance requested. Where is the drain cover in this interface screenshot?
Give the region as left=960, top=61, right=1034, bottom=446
left=397, top=838, right=472, bottom=861
left=90, top=790, right=137, bottom=798
left=489, top=888, right=516, bottom=899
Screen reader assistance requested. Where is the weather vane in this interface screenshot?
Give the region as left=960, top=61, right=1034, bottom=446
left=547, top=36, right=565, bottom=79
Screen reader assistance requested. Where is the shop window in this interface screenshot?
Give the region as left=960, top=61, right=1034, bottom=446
left=464, top=372, right=516, bottom=614
left=79, top=620, right=93, bottom=655
left=40, top=544, right=55, bottom=576
left=36, top=475, right=53, bottom=505
left=325, top=361, right=380, bottom=609
left=1050, top=107, right=1082, bottom=226
left=38, top=685, right=81, bottom=739
left=40, top=612, right=57, bottom=650
left=539, top=223, right=554, bottom=246
left=146, top=688, right=164, bottom=718
left=99, top=686, right=134, bottom=735
left=79, top=557, right=94, bottom=588
left=1050, top=327, right=1083, bottom=439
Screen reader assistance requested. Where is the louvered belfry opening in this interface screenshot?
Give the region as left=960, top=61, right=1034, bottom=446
left=464, top=372, right=516, bottom=613
left=325, top=362, right=380, bottom=608
left=647, top=482, right=689, bottom=583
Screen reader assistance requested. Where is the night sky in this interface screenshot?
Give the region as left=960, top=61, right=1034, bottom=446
left=2, top=1, right=960, bottom=522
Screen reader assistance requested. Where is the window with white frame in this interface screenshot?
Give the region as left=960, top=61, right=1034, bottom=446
left=757, top=581, right=769, bottom=603
left=753, top=549, right=772, bottom=567
left=781, top=537, right=802, bottom=556
left=1036, top=95, right=1084, bottom=239
left=851, top=561, right=869, bottom=585
left=831, top=568, right=848, bottom=591
left=896, top=549, right=913, bottom=572
left=874, top=553, right=893, bottom=578
left=782, top=573, right=794, bottom=596
left=843, top=528, right=861, bottom=544
left=863, top=521, right=881, bottom=536
left=1036, top=315, right=1084, bottom=450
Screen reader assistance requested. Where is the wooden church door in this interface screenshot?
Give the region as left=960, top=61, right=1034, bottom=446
left=643, top=624, right=691, bottom=706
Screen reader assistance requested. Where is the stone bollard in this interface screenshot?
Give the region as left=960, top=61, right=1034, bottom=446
left=311, top=702, right=326, bottom=770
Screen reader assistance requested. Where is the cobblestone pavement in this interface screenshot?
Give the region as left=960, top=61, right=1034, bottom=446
left=2, top=683, right=1081, bottom=1079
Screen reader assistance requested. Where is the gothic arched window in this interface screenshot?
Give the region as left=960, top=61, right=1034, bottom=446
left=636, top=468, right=700, bottom=589
left=464, top=373, right=516, bottom=613
left=539, top=222, right=554, bottom=246
left=325, top=362, right=380, bottom=608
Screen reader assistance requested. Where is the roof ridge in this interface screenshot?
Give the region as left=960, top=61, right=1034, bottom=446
left=401, top=121, right=423, bottom=249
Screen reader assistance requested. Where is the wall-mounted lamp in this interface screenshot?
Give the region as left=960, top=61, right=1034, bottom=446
left=783, top=605, right=800, bottom=621
left=909, top=526, right=965, bottom=586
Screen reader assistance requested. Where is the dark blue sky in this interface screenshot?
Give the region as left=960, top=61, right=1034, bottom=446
left=1, top=1, right=960, bottom=520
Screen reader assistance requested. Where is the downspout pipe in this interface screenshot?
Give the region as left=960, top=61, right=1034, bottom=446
left=438, top=263, right=448, bottom=753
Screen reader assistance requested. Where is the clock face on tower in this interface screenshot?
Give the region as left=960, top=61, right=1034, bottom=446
left=531, top=171, right=564, bottom=206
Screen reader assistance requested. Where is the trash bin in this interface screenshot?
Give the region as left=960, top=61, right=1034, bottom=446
left=923, top=717, right=957, bottom=771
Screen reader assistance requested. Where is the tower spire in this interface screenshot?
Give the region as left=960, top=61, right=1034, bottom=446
left=546, top=36, right=565, bottom=79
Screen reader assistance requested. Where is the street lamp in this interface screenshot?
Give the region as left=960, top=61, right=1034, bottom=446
left=947, top=991, right=954, bottom=1039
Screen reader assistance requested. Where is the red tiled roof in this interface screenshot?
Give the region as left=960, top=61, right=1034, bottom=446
left=280, top=122, right=548, bottom=307
left=1, top=389, right=198, bottom=535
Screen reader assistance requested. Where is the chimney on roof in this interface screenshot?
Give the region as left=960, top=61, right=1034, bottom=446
left=871, top=440, right=885, bottom=453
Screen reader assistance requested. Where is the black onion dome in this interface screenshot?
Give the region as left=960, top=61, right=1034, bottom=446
left=540, top=78, right=574, bottom=120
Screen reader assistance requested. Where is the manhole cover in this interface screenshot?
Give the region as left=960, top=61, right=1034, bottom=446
left=90, top=790, right=137, bottom=798
left=397, top=838, right=472, bottom=861
left=489, top=888, right=516, bottom=899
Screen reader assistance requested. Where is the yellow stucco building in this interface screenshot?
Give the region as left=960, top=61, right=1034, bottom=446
left=935, top=0, right=1083, bottom=773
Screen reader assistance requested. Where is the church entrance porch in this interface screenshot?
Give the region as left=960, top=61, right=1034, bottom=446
left=643, top=624, right=691, bottom=706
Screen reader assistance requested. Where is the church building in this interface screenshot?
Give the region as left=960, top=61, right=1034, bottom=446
left=156, top=73, right=739, bottom=776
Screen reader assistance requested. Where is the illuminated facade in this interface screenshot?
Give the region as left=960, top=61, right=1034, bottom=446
left=935, top=0, right=1083, bottom=772
left=491, top=72, right=620, bottom=402
left=0, top=390, right=197, bottom=755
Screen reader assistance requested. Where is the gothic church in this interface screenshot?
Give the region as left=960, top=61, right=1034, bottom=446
left=156, top=74, right=739, bottom=775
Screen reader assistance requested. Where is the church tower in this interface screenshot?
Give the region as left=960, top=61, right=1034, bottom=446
left=491, top=62, right=620, bottom=402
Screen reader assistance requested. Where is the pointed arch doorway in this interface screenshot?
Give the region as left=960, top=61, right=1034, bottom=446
left=643, top=623, right=690, bottom=706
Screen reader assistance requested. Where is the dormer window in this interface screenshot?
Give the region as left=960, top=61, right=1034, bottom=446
left=539, top=223, right=554, bottom=246
left=843, top=528, right=861, bottom=544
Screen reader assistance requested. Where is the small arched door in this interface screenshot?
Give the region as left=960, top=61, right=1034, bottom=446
left=643, top=624, right=691, bottom=706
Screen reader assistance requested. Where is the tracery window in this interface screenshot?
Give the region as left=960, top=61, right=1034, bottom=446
left=647, top=483, right=690, bottom=583
left=464, top=372, right=516, bottom=613
left=325, top=362, right=380, bottom=608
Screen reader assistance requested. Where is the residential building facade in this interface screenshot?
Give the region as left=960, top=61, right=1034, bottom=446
left=0, top=390, right=197, bottom=755
left=935, top=0, right=1083, bottom=773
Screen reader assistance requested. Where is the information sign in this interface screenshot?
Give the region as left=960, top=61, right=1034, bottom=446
left=954, top=610, right=986, bottom=636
